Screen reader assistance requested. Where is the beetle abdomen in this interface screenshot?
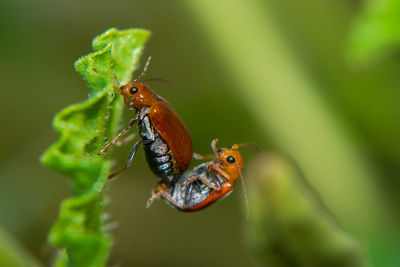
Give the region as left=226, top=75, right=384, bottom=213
left=143, top=134, right=176, bottom=183
left=138, top=112, right=178, bottom=183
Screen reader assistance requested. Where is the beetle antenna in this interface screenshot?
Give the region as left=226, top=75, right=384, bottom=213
left=237, top=143, right=261, bottom=152
left=111, top=70, right=122, bottom=93
left=112, top=71, right=120, bottom=87
left=211, top=138, right=219, bottom=155
left=134, top=56, right=152, bottom=82
left=237, top=163, right=249, bottom=219
left=140, top=78, right=171, bottom=85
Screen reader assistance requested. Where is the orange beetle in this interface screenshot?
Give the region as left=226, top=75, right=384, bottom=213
left=99, top=57, right=192, bottom=184
left=147, top=139, right=251, bottom=211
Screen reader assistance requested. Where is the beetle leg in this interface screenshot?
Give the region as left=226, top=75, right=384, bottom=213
left=115, top=133, right=137, bottom=146
left=98, top=118, right=137, bottom=155
left=159, top=192, right=185, bottom=210
left=208, top=165, right=231, bottom=182
left=203, top=164, right=231, bottom=190
left=146, top=184, right=185, bottom=210
left=107, top=139, right=143, bottom=180
left=146, top=181, right=166, bottom=208
left=125, top=139, right=143, bottom=167
left=146, top=189, right=163, bottom=208
left=182, top=175, right=221, bottom=191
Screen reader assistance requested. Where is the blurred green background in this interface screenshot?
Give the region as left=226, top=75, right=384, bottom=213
left=1, top=0, right=399, bottom=266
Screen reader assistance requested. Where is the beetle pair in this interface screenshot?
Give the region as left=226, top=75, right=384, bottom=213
left=100, top=57, right=249, bottom=211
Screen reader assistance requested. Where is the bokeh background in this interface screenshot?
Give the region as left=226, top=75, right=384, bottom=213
left=1, top=0, right=399, bottom=266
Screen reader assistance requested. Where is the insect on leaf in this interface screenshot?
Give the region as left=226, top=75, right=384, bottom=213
left=40, top=28, right=150, bottom=267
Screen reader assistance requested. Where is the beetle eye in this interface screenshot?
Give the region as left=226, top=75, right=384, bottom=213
left=129, top=87, right=138, bottom=94
left=217, top=149, right=222, bottom=155
left=226, top=156, right=235, bottom=163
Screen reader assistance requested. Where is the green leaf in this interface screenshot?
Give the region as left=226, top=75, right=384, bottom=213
left=246, top=154, right=368, bottom=267
left=348, top=0, right=400, bottom=65
left=40, top=28, right=150, bottom=267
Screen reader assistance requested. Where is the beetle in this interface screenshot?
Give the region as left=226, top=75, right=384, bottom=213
left=146, top=139, right=251, bottom=212
left=99, top=57, right=193, bottom=184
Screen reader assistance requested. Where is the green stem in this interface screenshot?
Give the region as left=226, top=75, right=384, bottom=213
left=183, top=0, right=394, bottom=264
left=0, top=225, right=42, bottom=267
left=183, top=0, right=390, bottom=234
